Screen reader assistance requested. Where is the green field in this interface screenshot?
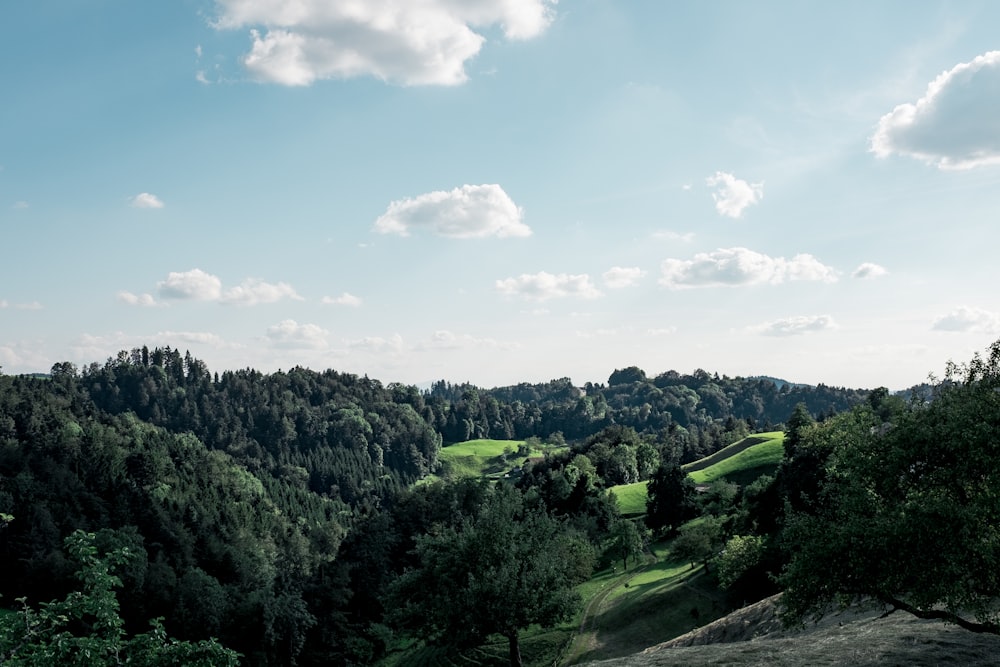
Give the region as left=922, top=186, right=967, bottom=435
left=609, top=481, right=648, bottom=516
left=685, top=431, right=784, bottom=485
left=434, top=438, right=563, bottom=481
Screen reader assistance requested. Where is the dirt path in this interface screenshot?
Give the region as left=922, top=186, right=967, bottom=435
left=562, top=553, right=658, bottom=665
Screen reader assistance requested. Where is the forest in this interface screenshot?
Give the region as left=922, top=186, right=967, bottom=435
left=4, top=343, right=996, bottom=666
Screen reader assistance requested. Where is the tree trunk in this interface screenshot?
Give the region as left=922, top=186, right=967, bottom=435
left=507, top=632, right=523, bottom=667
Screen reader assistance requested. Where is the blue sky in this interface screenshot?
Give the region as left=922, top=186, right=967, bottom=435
left=3, top=1, right=1000, bottom=390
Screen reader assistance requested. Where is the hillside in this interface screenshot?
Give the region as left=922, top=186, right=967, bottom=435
left=579, top=595, right=1000, bottom=666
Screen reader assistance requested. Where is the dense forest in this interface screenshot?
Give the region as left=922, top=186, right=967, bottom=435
left=1, top=346, right=877, bottom=664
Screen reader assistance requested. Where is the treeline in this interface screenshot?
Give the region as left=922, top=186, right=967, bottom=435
left=0, top=347, right=871, bottom=665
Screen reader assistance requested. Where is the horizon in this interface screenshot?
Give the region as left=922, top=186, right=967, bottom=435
left=3, top=2, right=1000, bottom=393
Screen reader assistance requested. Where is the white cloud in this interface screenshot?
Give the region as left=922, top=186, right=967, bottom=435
left=266, top=320, right=330, bottom=349
left=603, top=266, right=645, bottom=289
left=706, top=172, right=763, bottom=218
left=752, top=315, right=837, bottom=337
left=12, top=201, right=28, bottom=209
left=213, top=0, right=556, bottom=87
left=417, top=330, right=517, bottom=351
left=0, top=300, right=7, bottom=308
left=117, top=291, right=158, bottom=307
left=155, top=270, right=301, bottom=305
left=322, top=292, right=363, bottom=307
left=652, top=230, right=695, bottom=242
left=659, top=247, right=838, bottom=289
left=872, top=51, right=1000, bottom=170
left=932, top=306, right=1000, bottom=333
left=346, top=334, right=404, bottom=354
left=221, top=278, right=303, bottom=305
left=852, top=262, right=889, bottom=279
left=374, top=184, right=530, bottom=239
left=15, top=302, right=43, bottom=311
left=157, top=269, right=223, bottom=300
left=130, top=192, right=165, bottom=209
left=496, top=271, right=602, bottom=301
left=156, top=331, right=235, bottom=348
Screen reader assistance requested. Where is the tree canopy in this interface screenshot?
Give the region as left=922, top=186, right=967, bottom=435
left=780, top=341, right=1000, bottom=634
left=386, top=484, right=595, bottom=667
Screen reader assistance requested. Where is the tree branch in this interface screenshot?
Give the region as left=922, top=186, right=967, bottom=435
left=880, top=595, right=1000, bottom=635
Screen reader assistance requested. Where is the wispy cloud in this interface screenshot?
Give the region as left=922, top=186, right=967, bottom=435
left=212, top=0, right=556, bottom=87
left=496, top=271, right=602, bottom=301
left=872, top=51, right=1000, bottom=169
left=852, top=262, right=889, bottom=279
left=602, top=266, right=645, bottom=289
left=932, top=306, right=1000, bottom=333
left=751, top=314, right=837, bottom=336
left=706, top=172, right=763, bottom=218
left=322, top=292, right=363, bottom=307
left=659, top=247, right=838, bottom=289
left=374, top=184, right=530, bottom=239
left=129, top=192, right=165, bottom=209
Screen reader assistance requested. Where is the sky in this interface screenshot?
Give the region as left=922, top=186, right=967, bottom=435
left=3, top=1, right=1000, bottom=391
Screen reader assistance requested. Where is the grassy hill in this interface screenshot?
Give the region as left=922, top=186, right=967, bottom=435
left=609, top=432, right=786, bottom=515
left=684, top=431, right=784, bottom=486
left=434, top=438, right=565, bottom=481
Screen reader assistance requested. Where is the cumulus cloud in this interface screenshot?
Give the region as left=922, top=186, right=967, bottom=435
left=496, top=272, right=602, bottom=301
left=212, top=0, right=556, bottom=87
left=13, top=201, right=29, bottom=209
left=603, top=266, right=645, bottom=289
left=322, top=292, right=363, bottom=307
left=221, top=278, right=303, bottom=306
left=157, top=269, right=223, bottom=300
left=266, top=320, right=330, bottom=349
left=117, top=291, right=159, bottom=307
left=932, top=306, right=1000, bottom=333
left=130, top=192, right=165, bottom=209
left=154, top=270, right=301, bottom=305
left=374, top=184, right=530, bottom=239
left=706, top=172, right=763, bottom=218
left=852, top=262, right=889, bottom=279
left=872, top=51, right=1000, bottom=170
left=659, top=247, right=838, bottom=289
left=752, top=315, right=837, bottom=337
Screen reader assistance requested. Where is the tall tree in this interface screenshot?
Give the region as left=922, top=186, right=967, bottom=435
left=386, top=485, right=594, bottom=667
left=781, top=341, right=1000, bottom=634
left=644, top=462, right=698, bottom=535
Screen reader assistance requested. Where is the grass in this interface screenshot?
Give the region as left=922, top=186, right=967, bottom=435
left=685, top=432, right=784, bottom=485
left=608, top=481, right=647, bottom=516
left=565, top=535, right=732, bottom=665
left=434, top=438, right=565, bottom=481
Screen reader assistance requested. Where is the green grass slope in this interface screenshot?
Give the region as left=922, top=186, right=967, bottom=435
left=435, top=438, right=563, bottom=481
left=684, top=432, right=784, bottom=486
left=608, top=481, right=648, bottom=516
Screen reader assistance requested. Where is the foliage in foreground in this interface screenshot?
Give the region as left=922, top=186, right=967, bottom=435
left=386, top=484, right=595, bottom=667
left=0, top=530, right=239, bottom=666
left=780, top=340, right=1000, bottom=634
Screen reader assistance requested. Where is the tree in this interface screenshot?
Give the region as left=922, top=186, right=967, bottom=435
left=386, top=485, right=595, bottom=667
left=671, top=517, right=724, bottom=571
left=780, top=340, right=1000, bottom=634
left=645, top=462, right=698, bottom=535
left=0, top=530, right=239, bottom=666
left=609, top=519, right=645, bottom=571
